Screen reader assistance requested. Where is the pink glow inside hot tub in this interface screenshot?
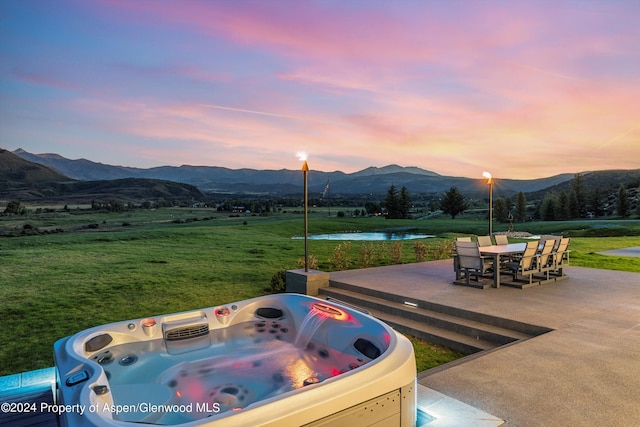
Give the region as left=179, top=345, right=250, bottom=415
left=54, top=294, right=416, bottom=426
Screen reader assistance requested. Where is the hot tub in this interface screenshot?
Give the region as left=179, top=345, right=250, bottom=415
left=54, top=294, right=416, bottom=426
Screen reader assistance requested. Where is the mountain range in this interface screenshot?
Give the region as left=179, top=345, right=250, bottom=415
left=10, top=148, right=577, bottom=196
left=3, top=148, right=639, bottom=202
left=1, top=149, right=206, bottom=203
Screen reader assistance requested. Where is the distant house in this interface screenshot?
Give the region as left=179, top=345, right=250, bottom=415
left=232, top=206, right=250, bottom=214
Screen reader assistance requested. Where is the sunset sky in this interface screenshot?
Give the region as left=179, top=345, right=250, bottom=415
left=1, top=0, right=639, bottom=179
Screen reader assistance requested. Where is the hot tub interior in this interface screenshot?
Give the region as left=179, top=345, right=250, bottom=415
left=55, top=294, right=416, bottom=427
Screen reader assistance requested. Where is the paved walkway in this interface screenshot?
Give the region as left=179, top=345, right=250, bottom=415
left=330, top=261, right=640, bottom=427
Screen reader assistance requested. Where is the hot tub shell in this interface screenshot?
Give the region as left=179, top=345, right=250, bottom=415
left=54, top=293, right=416, bottom=426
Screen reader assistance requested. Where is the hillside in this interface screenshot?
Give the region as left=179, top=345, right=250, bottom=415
left=0, top=150, right=206, bottom=203
left=529, top=170, right=640, bottom=198
left=5, top=149, right=639, bottom=204
left=1, top=149, right=71, bottom=184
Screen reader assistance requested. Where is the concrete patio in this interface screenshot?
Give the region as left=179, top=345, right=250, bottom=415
left=2, top=259, right=637, bottom=426
left=329, top=260, right=640, bottom=426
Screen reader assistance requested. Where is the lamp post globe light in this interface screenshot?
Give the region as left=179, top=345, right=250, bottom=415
left=482, top=171, right=493, bottom=236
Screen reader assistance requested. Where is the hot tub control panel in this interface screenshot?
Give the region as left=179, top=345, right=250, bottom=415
left=65, top=370, right=89, bottom=386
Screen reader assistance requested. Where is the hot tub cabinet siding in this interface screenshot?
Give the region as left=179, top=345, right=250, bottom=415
left=54, top=293, right=416, bottom=427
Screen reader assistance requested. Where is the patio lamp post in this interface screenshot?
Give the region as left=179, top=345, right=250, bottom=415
left=302, top=157, right=309, bottom=272
left=286, top=152, right=329, bottom=296
left=483, top=171, right=493, bottom=236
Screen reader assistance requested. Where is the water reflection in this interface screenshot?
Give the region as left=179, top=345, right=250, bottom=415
left=292, top=232, right=434, bottom=241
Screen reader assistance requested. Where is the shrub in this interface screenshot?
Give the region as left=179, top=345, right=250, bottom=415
left=430, top=240, right=455, bottom=260
left=297, top=254, right=318, bottom=270
left=332, top=241, right=352, bottom=270
left=389, top=241, right=403, bottom=264
left=412, top=241, right=428, bottom=262
left=358, top=242, right=376, bottom=268
left=269, top=270, right=287, bottom=293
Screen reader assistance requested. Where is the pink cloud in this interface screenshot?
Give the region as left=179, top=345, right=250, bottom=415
left=6, top=0, right=638, bottom=178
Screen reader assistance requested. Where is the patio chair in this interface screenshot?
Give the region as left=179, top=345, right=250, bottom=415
left=492, top=234, right=513, bottom=266
left=536, top=239, right=556, bottom=280
left=504, top=241, right=540, bottom=286
left=476, top=235, right=493, bottom=247
left=494, top=234, right=509, bottom=245
left=540, top=235, right=562, bottom=252
left=550, top=238, right=571, bottom=277
left=455, top=241, right=494, bottom=284
left=453, top=237, right=473, bottom=278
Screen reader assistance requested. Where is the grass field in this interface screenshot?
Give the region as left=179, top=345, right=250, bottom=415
left=1, top=207, right=639, bottom=376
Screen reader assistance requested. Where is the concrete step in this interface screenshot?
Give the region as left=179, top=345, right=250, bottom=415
left=323, top=286, right=530, bottom=341
left=320, top=287, right=517, bottom=354
left=327, top=279, right=552, bottom=337
left=320, top=282, right=551, bottom=355
left=367, top=306, right=500, bottom=354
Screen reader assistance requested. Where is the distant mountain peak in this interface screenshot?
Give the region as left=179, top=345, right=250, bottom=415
left=14, top=148, right=66, bottom=159
left=351, top=164, right=440, bottom=177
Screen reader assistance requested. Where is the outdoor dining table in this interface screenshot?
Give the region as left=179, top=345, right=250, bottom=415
left=479, top=243, right=527, bottom=288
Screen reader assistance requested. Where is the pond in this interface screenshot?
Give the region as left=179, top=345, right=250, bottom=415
left=292, top=231, right=434, bottom=241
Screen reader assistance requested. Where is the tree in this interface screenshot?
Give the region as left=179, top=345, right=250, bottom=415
left=364, top=201, right=380, bottom=216
left=571, top=173, right=587, bottom=218
left=384, top=184, right=399, bottom=218
left=540, top=193, right=556, bottom=221
left=384, top=184, right=411, bottom=219
left=569, top=190, right=579, bottom=219
left=399, top=186, right=412, bottom=219
left=4, top=200, right=26, bottom=215
left=516, top=192, right=527, bottom=222
left=494, top=197, right=509, bottom=223
left=617, top=184, right=630, bottom=217
left=557, top=191, right=570, bottom=220
left=590, top=188, right=604, bottom=218
left=440, top=186, right=467, bottom=219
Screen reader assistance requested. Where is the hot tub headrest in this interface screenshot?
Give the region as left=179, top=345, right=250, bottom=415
left=255, top=307, right=284, bottom=319
left=85, top=334, right=113, bottom=352
left=354, top=338, right=381, bottom=360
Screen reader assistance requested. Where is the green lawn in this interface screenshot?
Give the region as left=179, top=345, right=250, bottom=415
left=1, top=208, right=638, bottom=376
